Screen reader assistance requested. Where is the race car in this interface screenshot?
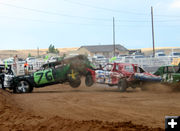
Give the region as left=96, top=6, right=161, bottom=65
left=0, top=61, right=81, bottom=93
left=85, top=63, right=161, bottom=92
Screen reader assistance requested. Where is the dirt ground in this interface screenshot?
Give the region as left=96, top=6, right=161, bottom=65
left=1, top=81, right=180, bottom=131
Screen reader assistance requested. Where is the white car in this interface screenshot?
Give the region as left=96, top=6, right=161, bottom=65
left=3, top=57, right=14, bottom=64
left=155, top=52, right=166, bottom=57
left=26, top=57, right=36, bottom=63
left=169, top=52, right=180, bottom=58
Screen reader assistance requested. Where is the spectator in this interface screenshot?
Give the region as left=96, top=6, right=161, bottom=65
left=24, top=61, right=29, bottom=75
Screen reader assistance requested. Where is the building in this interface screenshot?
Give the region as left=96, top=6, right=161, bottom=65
left=77, top=44, right=129, bottom=58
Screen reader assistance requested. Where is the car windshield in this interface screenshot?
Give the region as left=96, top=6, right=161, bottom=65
left=103, top=64, right=113, bottom=71
left=166, top=66, right=180, bottom=73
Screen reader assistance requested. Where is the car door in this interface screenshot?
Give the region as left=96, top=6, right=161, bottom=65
left=172, top=66, right=180, bottom=83
left=34, top=68, right=55, bottom=86
left=51, top=64, right=70, bottom=82
left=163, top=66, right=175, bottom=83
left=123, top=65, right=134, bottom=78
left=110, top=64, right=121, bottom=84
left=166, top=66, right=180, bottom=83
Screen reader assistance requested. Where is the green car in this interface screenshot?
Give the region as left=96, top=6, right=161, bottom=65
left=154, top=65, right=180, bottom=83
left=0, top=61, right=81, bottom=93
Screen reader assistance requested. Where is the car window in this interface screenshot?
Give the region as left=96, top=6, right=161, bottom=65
left=174, top=66, right=180, bottom=73
left=176, top=67, right=180, bottom=73
left=55, top=63, right=64, bottom=69
left=135, top=66, right=145, bottom=73
left=112, top=64, right=119, bottom=71
left=115, top=65, right=119, bottom=71
left=42, top=65, right=49, bottom=70
left=164, top=67, right=168, bottom=73
left=167, top=66, right=179, bottom=73
left=124, top=65, right=134, bottom=73
left=139, top=67, right=145, bottom=73
left=104, top=64, right=113, bottom=71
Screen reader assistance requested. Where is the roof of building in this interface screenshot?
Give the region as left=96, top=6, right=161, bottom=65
left=79, top=44, right=128, bottom=52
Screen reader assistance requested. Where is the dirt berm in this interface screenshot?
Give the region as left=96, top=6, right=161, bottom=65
left=0, top=88, right=163, bottom=131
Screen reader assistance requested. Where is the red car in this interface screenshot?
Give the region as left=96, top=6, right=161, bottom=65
left=85, top=63, right=161, bottom=92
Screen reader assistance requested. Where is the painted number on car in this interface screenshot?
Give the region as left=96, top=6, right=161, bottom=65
left=34, top=70, right=54, bottom=84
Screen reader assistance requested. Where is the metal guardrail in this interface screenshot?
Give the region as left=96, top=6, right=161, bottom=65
left=12, top=60, right=45, bottom=76
left=93, top=57, right=173, bottom=73
left=3, top=56, right=176, bottom=75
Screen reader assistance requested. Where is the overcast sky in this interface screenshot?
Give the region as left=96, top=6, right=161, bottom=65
left=0, top=0, right=180, bottom=49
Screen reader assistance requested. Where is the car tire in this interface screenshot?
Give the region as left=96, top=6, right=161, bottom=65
left=14, top=80, right=33, bottom=93
left=118, top=78, right=128, bottom=92
left=85, top=74, right=94, bottom=87
left=69, top=76, right=81, bottom=88
left=68, top=69, right=81, bottom=88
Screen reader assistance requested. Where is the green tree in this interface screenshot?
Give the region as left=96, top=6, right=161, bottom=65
left=28, top=53, right=32, bottom=57
left=47, top=44, right=59, bottom=54
left=63, top=53, right=66, bottom=58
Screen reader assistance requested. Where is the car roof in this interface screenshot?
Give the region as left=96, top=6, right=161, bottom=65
left=42, top=61, right=62, bottom=68
left=161, top=65, right=179, bottom=68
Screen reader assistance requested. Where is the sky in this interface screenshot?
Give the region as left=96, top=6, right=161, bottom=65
left=0, top=0, right=180, bottom=50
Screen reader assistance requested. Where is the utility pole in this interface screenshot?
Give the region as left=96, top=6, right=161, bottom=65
left=37, top=47, right=39, bottom=57
left=113, top=17, right=116, bottom=57
left=151, top=6, right=155, bottom=57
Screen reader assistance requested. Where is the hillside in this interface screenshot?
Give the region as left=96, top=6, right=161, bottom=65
left=0, top=47, right=179, bottom=59
left=0, top=47, right=78, bottom=59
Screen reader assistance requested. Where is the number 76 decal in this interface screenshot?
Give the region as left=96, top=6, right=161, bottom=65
left=36, top=70, right=53, bottom=84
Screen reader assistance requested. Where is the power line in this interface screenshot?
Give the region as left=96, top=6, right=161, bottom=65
left=0, top=15, right=114, bottom=26
left=116, top=19, right=180, bottom=23
left=0, top=2, right=111, bottom=21
left=155, top=14, right=180, bottom=18
left=1, top=15, right=180, bottom=27
left=1, top=1, right=180, bottom=22
left=65, top=0, right=148, bottom=15
left=65, top=0, right=180, bottom=18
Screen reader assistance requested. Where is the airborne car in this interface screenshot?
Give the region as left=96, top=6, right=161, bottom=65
left=0, top=61, right=81, bottom=93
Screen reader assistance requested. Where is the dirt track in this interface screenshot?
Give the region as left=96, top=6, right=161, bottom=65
left=1, top=81, right=180, bottom=130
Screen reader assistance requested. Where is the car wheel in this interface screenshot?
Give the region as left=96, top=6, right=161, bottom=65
left=68, top=69, right=81, bottom=88
left=85, top=74, right=94, bottom=87
left=69, top=76, right=81, bottom=88
left=118, top=78, right=128, bottom=92
left=14, top=80, right=33, bottom=93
